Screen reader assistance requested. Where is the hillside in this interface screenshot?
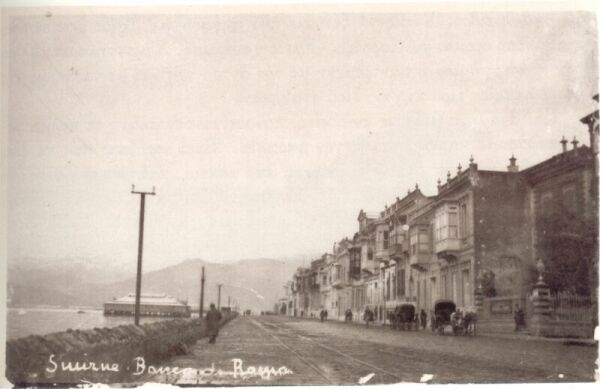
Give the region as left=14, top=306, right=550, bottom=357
left=7, top=256, right=307, bottom=312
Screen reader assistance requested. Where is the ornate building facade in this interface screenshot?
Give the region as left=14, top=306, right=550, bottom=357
left=286, top=100, right=598, bottom=333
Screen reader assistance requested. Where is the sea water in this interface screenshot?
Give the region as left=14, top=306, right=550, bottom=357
left=6, top=308, right=175, bottom=340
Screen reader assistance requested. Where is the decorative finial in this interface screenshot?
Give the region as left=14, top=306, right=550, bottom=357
left=469, top=155, right=475, bottom=165
left=560, top=136, right=568, bottom=153
left=447, top=171, right=451, bottom=182
left=536, top=258, right=546, bottom=283
left=457, top=163, right=462, bottom=173
left=437, top=178, right=441, bottom=186
left=415, top=183, right=419, bottom=190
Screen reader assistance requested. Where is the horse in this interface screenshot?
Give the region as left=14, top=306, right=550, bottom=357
left=463, top=311, right=477, bottom=335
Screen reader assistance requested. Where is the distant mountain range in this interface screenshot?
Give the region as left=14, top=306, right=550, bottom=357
left=7, top=256, right=310, bottom=312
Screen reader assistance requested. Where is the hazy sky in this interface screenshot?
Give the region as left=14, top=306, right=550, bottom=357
left=5, top=7, right=598, bottom=270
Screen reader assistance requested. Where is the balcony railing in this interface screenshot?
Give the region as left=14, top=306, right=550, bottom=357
left=435, top=238, right=461, bottom=254
left=375, top=247, right=390, bottom=259
left=409, top=252, right=429, bottom=270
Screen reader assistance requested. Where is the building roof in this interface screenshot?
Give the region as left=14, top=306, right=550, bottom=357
left=107, top=293, right=187, bottom=306
left=521, top=145, right=592, bottom=185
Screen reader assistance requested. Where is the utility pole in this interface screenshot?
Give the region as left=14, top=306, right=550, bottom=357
left=131, top=185, right=156, bottom=326
left=199, top=266, right=205, bottom=319
left=217, top=284, right=223, bottom=310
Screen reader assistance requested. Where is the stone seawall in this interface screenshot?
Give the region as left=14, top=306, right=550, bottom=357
left=6, top=314, right=237, bottom=385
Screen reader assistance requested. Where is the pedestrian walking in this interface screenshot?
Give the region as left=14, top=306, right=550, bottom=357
left=205, top=303, right=223, bottom=344
left=345, top=308, right=353, bottom=323
left=364, top=306, right=374, bottom=328
left=514, top=304, right=525, bottom=332
left=420, top=309, right=427, bottom=330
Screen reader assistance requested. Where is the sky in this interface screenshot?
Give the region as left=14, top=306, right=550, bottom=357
left=4, top=6, right=598, bottom=270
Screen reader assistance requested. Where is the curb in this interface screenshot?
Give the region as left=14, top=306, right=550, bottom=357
left=280, top=315, right=598, bottom=345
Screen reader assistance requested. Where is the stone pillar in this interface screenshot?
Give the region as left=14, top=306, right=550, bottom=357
left=474, top=286, right=484, bottom=312
left=531, top=280, right=551, bottom=316
left=474, top=272, right=484, bottom=313
left=530, top=260, right=551, bottom=336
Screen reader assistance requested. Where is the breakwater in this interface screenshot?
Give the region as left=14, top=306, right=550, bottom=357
left=6, top=314, right=237, bottom=385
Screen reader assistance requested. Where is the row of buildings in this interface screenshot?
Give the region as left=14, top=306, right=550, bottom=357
left=277, top=98, right=598, bottom=332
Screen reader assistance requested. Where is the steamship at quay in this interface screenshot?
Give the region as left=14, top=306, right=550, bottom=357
left=103, top=293, right=191, bottom=318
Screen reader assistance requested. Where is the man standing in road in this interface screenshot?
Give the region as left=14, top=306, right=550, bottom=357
left=364, top=306, right=374, bottom=328
left=514, top=304, right=525, bottom=332
left=420, top=309, right=427, bottom=330
left=206, top=303, right=223, bottom=344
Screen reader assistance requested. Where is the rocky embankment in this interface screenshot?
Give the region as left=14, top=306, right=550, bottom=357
left=6, top=314, right=237, bottom=385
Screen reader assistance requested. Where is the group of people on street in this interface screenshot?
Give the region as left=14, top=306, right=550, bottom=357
left=319, top=308, right=329, bottom=322
left=316, top=306, right=431, bottom=329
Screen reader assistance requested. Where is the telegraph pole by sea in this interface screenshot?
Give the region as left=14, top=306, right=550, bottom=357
left=131, top=185, right=155, bottom=326
left=200, top=266, right=205, bottom=318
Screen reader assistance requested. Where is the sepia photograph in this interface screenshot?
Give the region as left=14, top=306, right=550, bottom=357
left=1, top=1, right=599, bottom=387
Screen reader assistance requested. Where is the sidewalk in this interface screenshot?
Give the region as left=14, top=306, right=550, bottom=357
left=282, top=315, right=598, bottom=346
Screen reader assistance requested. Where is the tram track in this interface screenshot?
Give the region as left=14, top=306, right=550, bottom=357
left=250, top=319, right=335, bottom=384
left=252, top=318, right=407, bottom=384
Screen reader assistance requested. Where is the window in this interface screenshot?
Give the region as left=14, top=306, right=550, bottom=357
left=562, top=184, right=576, bottom=214
left=442, top=274, right=448, bottom=299
left=410, top=227, right=430, bottom=255
left=451, top=273, right=458, bottom=301
left=397, top=268, right=405, bottom=297
left=386, top=275, right=390, bottom=299
left=383, top=231, right=389, bottom=249
left=448, top=212, right=458, bottom=238
left=459, top=203, right=468, bottom=238
left=350, top=250, right=361, bottom=278
left=430, top=277, right=437, bottom=304
left=435, top=205, right=459, bottom=242
left=462, top=269, right=471, bottom=307
left=419, top=228, right=430, bottom=253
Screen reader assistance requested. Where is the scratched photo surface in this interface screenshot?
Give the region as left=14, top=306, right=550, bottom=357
left=3, top=4, right=599, bottom=387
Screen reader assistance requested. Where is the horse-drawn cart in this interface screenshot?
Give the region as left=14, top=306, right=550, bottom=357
left=389, top=303, right=417, bottom=330
left=432, top=300, right=477, bottom=335
left=432, top=300, right=456, bottom=334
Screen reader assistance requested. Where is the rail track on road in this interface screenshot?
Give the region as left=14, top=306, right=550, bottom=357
left=251, top=318, right=407, bottom=384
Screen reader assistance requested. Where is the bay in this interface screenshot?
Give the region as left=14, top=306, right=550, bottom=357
left=6, top=308, right=178, bottom=340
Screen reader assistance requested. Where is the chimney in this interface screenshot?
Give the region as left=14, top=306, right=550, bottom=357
left=560, top=136, right=568, bottom=153
left=579, top=95, right=598, bottom=156
left=507, top=155, right=519, bottom=172
left=469, top=155, right=478, bottom=172
left=437, top=178, right=442, bottom=193
left=572, top=136, right=579, bottom=154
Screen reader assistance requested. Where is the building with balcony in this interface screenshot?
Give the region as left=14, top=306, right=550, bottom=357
left=280, top=100, right=597, bottom=332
